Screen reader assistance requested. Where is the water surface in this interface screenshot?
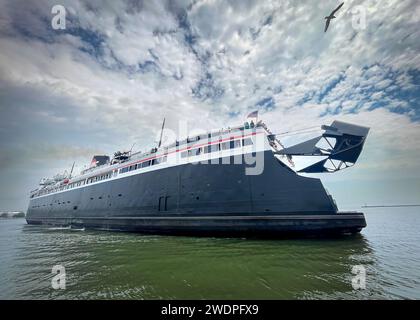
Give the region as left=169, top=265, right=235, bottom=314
left=0, top=208, right=419, bottom=299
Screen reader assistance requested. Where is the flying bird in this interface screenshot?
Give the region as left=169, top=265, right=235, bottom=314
left=324, top=2, right=344, bottom=32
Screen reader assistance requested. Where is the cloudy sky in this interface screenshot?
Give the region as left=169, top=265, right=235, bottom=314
left=0, top=0, right=419, bottom=211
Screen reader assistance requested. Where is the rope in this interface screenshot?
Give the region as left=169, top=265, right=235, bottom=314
left=273, top=126, right=321, bottom=137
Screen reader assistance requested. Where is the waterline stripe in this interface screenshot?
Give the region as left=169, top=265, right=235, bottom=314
left=29, top=214, right=365, bottom=221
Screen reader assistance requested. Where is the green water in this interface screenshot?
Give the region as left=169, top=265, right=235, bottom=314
left=0, top=208, right=419, bottom=299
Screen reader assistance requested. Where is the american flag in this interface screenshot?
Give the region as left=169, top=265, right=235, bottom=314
left=247, top=110, right=258, bottom=118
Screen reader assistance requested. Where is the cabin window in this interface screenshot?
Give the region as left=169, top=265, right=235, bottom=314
left=181, top=151, right=188, bottom=158
left=142, top=161, right=150, bottom=168
left=188, top=148, right=201, bottom=156
left=154, top=157, right=166, bottom=165
left=242, top=138, right=253, bottom=146
left=204, top=144, right=220, bottom=153
left=119, top=167, right=129, bottom=174
left=211, top=144, right=220, bottom=152
left=221, top=142, right=230, bottom=150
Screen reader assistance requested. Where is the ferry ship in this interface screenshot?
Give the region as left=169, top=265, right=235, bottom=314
left=26, top=117, right=369, bottom=237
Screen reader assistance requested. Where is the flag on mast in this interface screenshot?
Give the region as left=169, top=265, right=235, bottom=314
left=247, top=110, right=258, bottom=119
left=247, top=111, right=258, bottom=125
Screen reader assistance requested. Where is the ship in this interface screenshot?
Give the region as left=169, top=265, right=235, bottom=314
left=26, top=116, right=370, bottom=237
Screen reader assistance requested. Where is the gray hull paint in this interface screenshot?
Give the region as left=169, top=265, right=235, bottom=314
left=26, top=151, right=366, bottom=236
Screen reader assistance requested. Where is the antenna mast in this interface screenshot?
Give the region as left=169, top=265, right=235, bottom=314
left=69, top=162, right=75, bottom=179
left=129, top=143, right=136, bottom=155
left=158, top=118, right=165, bottom=148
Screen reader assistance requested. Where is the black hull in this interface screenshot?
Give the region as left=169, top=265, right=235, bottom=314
left=26, top=151, right=366, bottom=237
left=26, top=213, right=366, bottom=238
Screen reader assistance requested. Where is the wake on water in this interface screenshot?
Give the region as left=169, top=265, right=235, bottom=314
left=47, top=226, right=85, bottom=231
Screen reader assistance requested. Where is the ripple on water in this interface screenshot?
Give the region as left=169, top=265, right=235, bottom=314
left=1, top=209, right=420, bottom=299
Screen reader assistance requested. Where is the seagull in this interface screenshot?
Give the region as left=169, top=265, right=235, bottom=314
left=324, top=2, right=344, bottom=32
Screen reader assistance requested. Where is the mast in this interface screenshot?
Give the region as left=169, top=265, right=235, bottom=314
left=69, top=161, right=75, bottom=179
left=158, top=118, right=165, bottom=148
left=129, top=142, right=136, bottom=155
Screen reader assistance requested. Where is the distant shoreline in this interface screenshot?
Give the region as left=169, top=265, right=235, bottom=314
left=0, top=211, right=26, bottom=219
left=362, top=204, right=420, bottom=208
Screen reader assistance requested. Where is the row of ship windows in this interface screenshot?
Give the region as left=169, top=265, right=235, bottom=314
left=33, top=154, right=169, bottom=197
left=86, top=171, right=116, bottom=184
left=33, top=138, right=253, bottom=198
left=119, top=156, right=168, bottom=174
left=180, top=138, right=253, bottom=158
left=119, top=137, right=253, bottom=173
left=34, top=171, right=116, bottom=197
left=166, top=125, right=256, bottom=149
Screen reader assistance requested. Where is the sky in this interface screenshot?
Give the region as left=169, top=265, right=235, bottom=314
left=0, top=0, right=419, bottom=211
